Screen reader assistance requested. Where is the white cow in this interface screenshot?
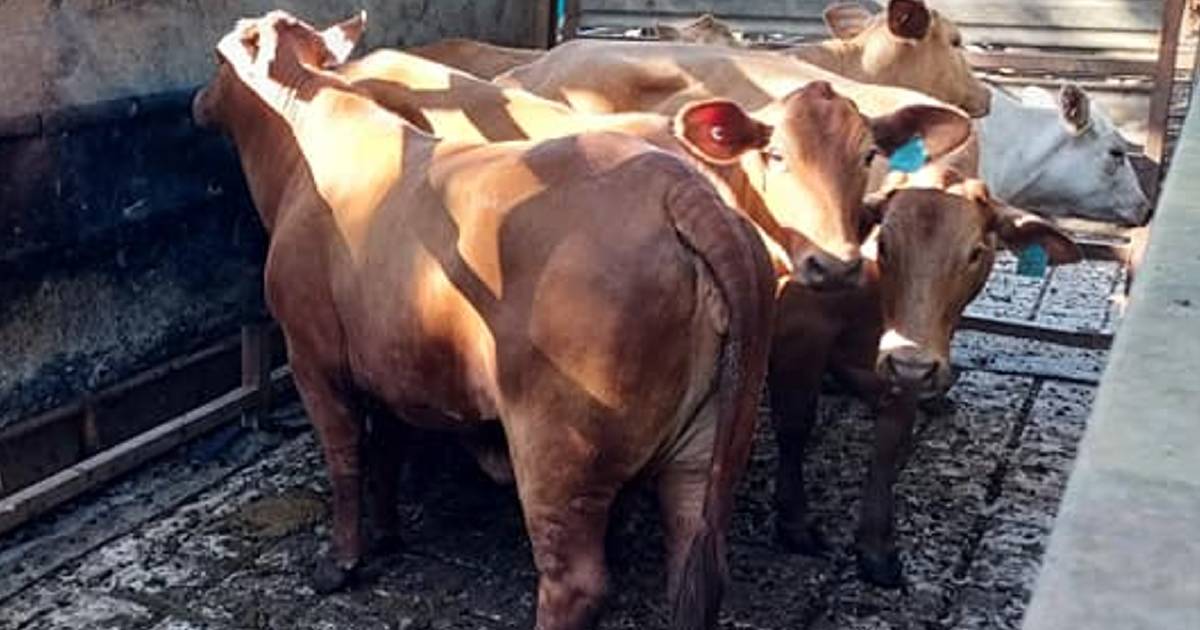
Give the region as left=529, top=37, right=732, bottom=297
left=977, top=83, right=1150, bottom=225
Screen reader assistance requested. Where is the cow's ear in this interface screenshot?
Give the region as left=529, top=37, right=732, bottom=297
left=869, top=104, right=971, bottom=161
left=824, top=3, right=873, bottom=40
left=888, top=0, right=931, bottom=40
left=319, top=11, right=367, bottom=66
left=982, top=194, right=1082, bottom=265
left=1059, top=83, right=1092, bottom=134
left=655, top=23, right=683, bottom=40
left=216, top=18, right=264, bottom=72
left=674, top=99, right=773, bottom=164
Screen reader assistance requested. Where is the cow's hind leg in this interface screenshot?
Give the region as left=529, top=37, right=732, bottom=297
left=658, top=455, right=725, bottom=630
left=524, top=493, right=614, bottom=630
left=509, top=422, right=622, bottom=630
left=291, top=361, right=367, bottom=593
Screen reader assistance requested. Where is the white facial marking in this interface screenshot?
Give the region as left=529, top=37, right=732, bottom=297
left=879, top=329, right=920, bottom=353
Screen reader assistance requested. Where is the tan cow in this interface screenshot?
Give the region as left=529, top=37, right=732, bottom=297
left=341, top=48, right=973, bottom=291
left=193, top=11, right=778, bottom=630
left=669, top=1, right=991, bottom=117
left=406, top=37, right=544, bottom=79
left=644, top=2, right=989, bottom=116
left=770, top=166, right=1080, bottom=585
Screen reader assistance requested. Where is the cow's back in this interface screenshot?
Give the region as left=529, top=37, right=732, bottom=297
left=336, top=133, right=725, bottom=452
left=497, top=40, right=834, bottom=114
left=344, top=49, right=602, bottom=144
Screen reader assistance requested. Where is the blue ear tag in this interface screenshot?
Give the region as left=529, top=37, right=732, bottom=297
left=888, top=136, right=927, bottom=173
left=1016, top=244, right=1049, bottom=277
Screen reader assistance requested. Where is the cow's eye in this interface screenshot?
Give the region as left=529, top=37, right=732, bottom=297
left=968, top=243, right=987, bottom=265
left=864, top=147, right=879, bottom=167
left=764, top=147, right=787, bottom=171
left=1109, top=148, right=1126, bottom=160
left=951, top=35, right=963, bottom=47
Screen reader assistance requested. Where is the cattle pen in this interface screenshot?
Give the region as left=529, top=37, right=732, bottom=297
left=1, top=1, right=1198, bottom=629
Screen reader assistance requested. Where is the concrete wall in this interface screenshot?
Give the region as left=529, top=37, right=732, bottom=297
left=0, top=0, right=546, bottom=120
left=0, top=0, right=548, bottom=428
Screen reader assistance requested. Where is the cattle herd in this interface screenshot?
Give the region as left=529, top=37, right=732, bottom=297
left=191, top=2, right=1145, bottom=629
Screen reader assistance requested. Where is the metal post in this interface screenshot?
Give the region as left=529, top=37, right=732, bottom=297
left=80, top=398, right=101, bottom=456
left=1146, top=0, right=1187, bottom=201
left=562, top=0, right=582, bottom=41
left=240, top=322, right=273, bottom=430
left=532, top=0, right=556, bottom=49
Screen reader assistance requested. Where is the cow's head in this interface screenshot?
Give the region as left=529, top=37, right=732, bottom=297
left=823, top=0, right=990, bottom=117
left=1009, top=84, right=1151, bottom=225
left=193, top=10, right=366, bottom=130
left=655, top=13, right=742, bottom=47
left=672, top=81, right=972, bottom=291
left=866, top=168, right=1081, bottom=395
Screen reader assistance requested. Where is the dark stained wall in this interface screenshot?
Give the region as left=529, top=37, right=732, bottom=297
left=0, top=0, right=550, bottom=427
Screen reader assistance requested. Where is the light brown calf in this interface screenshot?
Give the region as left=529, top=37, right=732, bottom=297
left=769, top=167, right=1081, bottom=586
left=340, top=49, right=972, bottom=291
left=193, top=12, right=777, bottom=630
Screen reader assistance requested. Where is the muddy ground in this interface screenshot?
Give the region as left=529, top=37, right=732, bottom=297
left=0, top=255, right=1122, bottom=630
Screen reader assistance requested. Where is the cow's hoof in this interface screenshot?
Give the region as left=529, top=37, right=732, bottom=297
left=776, top=520, right=829, bottom=556
left=856, top=548, right=904, bottom=588
left=312, top=558, right=357, bottom=594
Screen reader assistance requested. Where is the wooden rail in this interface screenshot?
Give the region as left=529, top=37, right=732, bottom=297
left=959, top=317, right=1113, bottom=351
left=0, top=304, right=1111, bottom=537
left=0, top=324, right=284, bottom=500
left=0, top=367, right=292, bottom=537
left=1147, top=0, right=1189, bottom=200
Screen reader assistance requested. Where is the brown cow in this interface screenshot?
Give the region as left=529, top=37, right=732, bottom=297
left=340, top=48, right=973, bottom=291
left=406, top=37, right=544, bottom=79
left=193, top=11, right=778, bottom=630
left=770, top=166, right=1081, bottom=586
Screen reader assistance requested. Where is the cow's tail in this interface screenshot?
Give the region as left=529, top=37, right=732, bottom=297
left=663, top=170, right=776, bottom=630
